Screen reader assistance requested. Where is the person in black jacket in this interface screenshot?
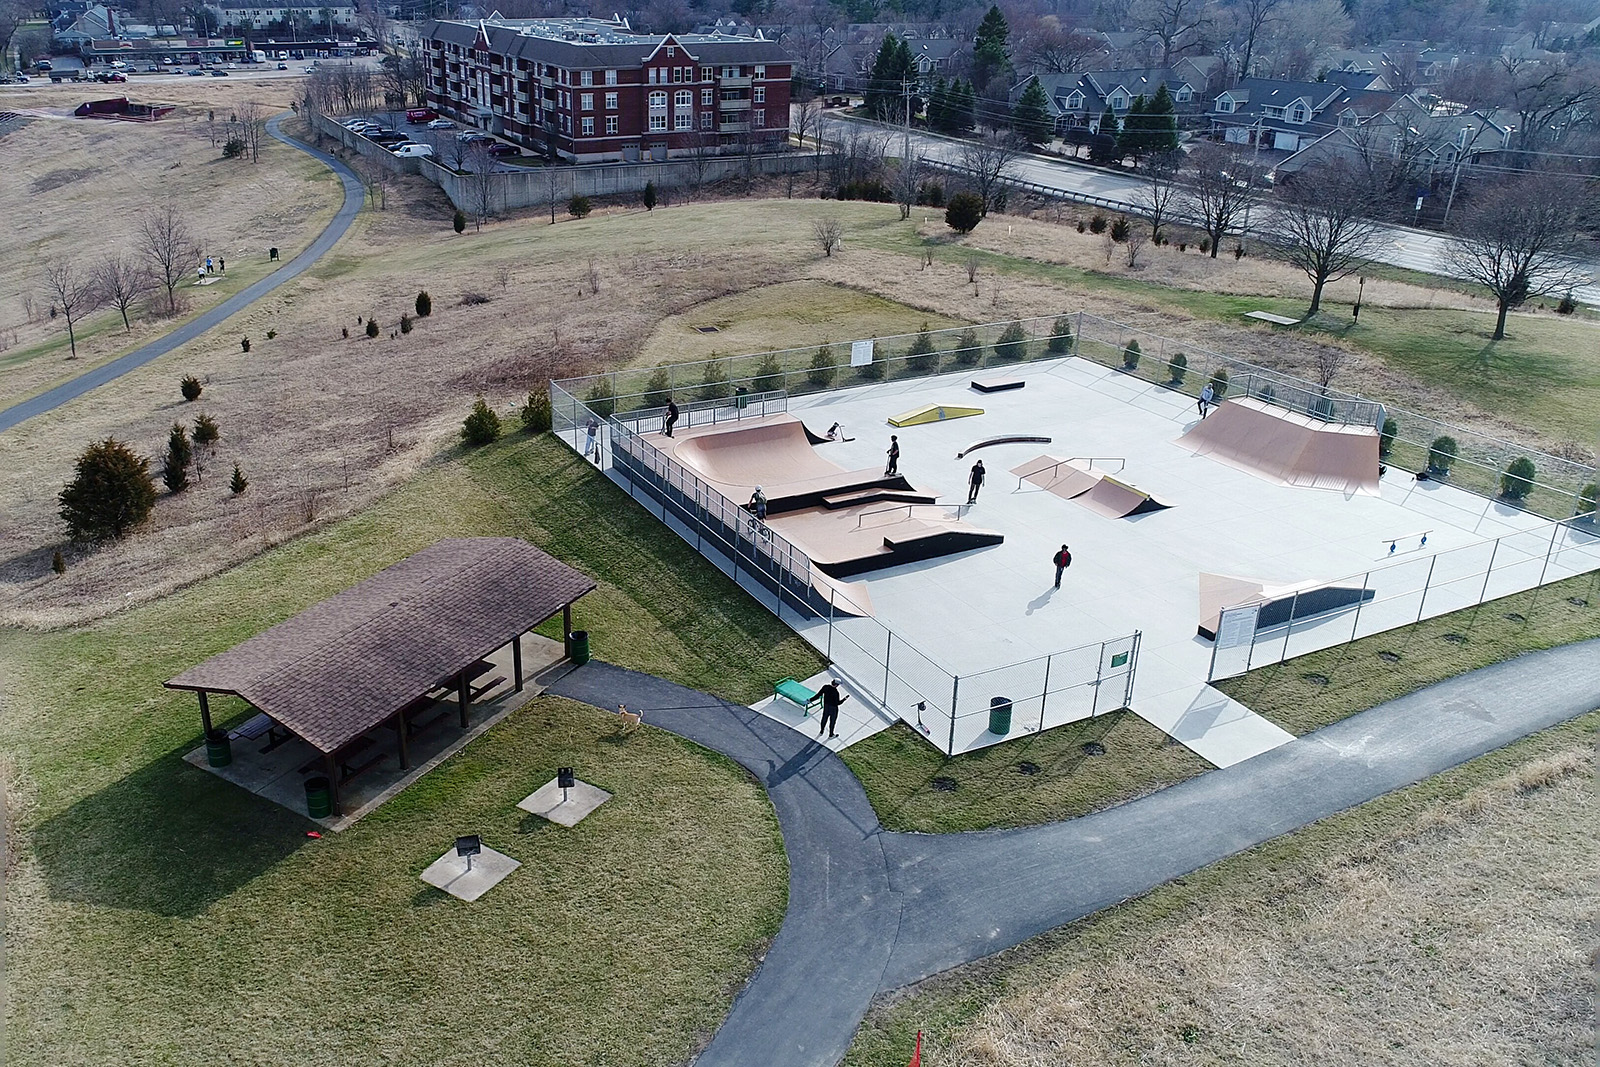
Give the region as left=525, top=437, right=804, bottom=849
left=1053, top=544, right=1072, bottom=589
left=818, top=678, right=848, bottom=740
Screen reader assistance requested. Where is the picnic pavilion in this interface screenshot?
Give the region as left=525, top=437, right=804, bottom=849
left=165, top=538, right=596, bottom=818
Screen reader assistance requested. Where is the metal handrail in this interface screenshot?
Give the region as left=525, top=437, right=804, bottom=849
left=854, top=502, right=957, bottom=529
left=1016, top=456, right=1125, bottom=489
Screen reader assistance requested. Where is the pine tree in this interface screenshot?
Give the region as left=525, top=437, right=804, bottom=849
left=867, top=35, right=901, bottom=120
left=59, top=438, right=157, bottom=543
left=948, top=79, right=977, bottom=133
left=230, top=463, right=248, bottom=495
left=1090, top=108, right=1121, bottom=164
left=973, top=5, right=1011, bottom=91
left=927, top=75, right=949, bottom=131
left=1144, top=84, right=1179, bottom=157
left=1118, top=95, right=1147, bottom=163
left=1013, top=79, right=1053, bottom=146
left=162, top=422, right=192, bottom=494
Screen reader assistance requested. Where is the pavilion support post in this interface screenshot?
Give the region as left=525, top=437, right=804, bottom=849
left=513, top=633, right=524, bottom=691
left=562, top=604, right=572, bottom=657
left=395, top=710, right=411, bottom=770
left=197, top=690, right=213, bottom=736
left=458, top=671, right=470, bottom=729
left=325, top=752, right=342, bottom=816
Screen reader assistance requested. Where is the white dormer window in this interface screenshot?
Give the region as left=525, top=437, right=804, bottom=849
left=1289, top=102, right=1308, bottom=123
left=1176, top=86, right=1191, bottom=102
left=1339, top=109, right=1357, bottom=126
left=1109, top=91, right=1128, bottom=110
left=1066, top=90, right=1084, bottom=109
left=1216, top=97, right=1234, bottom=113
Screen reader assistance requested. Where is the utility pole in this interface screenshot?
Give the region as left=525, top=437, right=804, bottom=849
left=901, top=75, right=912, bottom=161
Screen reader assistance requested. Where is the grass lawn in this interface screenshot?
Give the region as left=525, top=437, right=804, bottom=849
left=1215, top=568, right=1600, bottom=736
left=842, top=711, right=1598, bottom=1067
left=841, top=712, right=1210, bottom=833
left=0, top=431, right=822, bottom=1066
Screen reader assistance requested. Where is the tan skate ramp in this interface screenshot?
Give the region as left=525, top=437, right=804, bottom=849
left=1198, top=572, right=1376, bottom=639
left=1179, top=397, right=1381, bottom=496
left=1011, top=456, right=1171, bottom=518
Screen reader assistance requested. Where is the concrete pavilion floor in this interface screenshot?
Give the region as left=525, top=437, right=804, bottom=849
left=184, top=635, right=567, bottom=830
left=595, top=355, right=1591, bottom=766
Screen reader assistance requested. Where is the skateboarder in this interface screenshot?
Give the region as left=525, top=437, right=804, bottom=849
left=967, top=459, right=985, bottom=503
left=1053, top=544, right=1072, bottom=588
left=885, top=435, right=900, bottom=476
left=1198, top=382, right=1214, bottom=418
left=583, top=415, right=599, bottom=460
left=818, top=678, right=847, bottom=739
left=663, top=398, right=680, bottom=437
left=749, top=485, right=768, bottom=521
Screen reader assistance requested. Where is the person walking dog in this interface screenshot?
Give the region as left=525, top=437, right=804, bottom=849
left=663, top=398, right=680, bottom=437
left=885, top=435, right=900, bottom=476
left=818, top=678, right=848, bottom=740
left=967, top=459, right=986, bottom=503
left=1053, top=544, right=1072, bottom=589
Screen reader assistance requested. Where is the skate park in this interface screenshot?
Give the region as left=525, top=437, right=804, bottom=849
left=554, top=318, right=1600, bottom=767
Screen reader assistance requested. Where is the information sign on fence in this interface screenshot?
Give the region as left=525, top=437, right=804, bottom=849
left=850, top=339, right=874, bottom=367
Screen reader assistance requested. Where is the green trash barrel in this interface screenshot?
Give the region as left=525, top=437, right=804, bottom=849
left=305, top=776, right=333, bottom=819
left=205, top=728, right=232, bottom=768
left=988, top=696, right=1013, bottom=737
left=570, top=630, right=591, bottom=665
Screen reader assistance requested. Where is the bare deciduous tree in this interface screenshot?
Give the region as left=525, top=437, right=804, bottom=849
left=359, top=154, right=391, bottom=210
left=1271, top=162, right=1385, bottom=317
left=957, top=131, right=1020, bottom=217
left=97, top=252, right=148, bottom=332
left=465, top=143, right=502, bottom=229
left=233, top=101, right=266, bottom=163
left=1021, top=18, right=1104, bottom=74
left=1183, top=143, right=1259, bottom=258
left=44, top=260, right=102, bottom=359
left=813, top=217, right=843, bottom=256
left=790, top=98, right=821, bottom=154
left=1443, top=174, right=1585, bottom=340
left=1313, top=347, right=1348, bottom=389
left=1135, top=148, right=1183, bottom=242
left=1232, top=0, right=1284, bottom=76
left=138, top=201, right=199, bottom=313
left=1130, top=0, right=1212, bottom=66
left=1125, top=225, right=1149, bottom=268
left=894, top=153, right=924, bottom=220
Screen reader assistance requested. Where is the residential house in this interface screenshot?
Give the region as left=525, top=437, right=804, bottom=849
left=1010, top=62, right=1213, bottom=135
left=1274, top=106, right=1516, bottom=184
left=421, top=15, right=792, bottom=163
left=54, top=4, right=122, bottom=46
left=1210, top=77, right=1348, bottom=152
left=212, top=0, right=359, bottom=32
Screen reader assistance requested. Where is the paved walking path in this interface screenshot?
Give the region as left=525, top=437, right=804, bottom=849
left=0, top=113, right=364, bottom=434
left=548, top=637, right=1600, bottom=1066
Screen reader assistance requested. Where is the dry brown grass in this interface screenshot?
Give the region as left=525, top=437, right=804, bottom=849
left=917, top=746, right=1596, bottom=1067
left=0, top=81, right=337, bottom=406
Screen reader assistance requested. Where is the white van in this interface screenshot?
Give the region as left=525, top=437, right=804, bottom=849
left=391, top=143, right=435, bottom=159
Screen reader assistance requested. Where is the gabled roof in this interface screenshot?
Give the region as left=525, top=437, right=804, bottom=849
left=165, top=538, right=595, bottom=754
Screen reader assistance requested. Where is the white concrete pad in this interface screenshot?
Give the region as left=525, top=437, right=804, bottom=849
left=517, top=777, right=612, bottom=826
left=1134, top=684, right=1295, bottom=766
left=420, top=844, right=520, bottom=902
left=749, top=670, right=896, bottom=752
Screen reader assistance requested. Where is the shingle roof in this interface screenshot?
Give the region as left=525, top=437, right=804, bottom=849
left=166, top=538, right=595, bottom=753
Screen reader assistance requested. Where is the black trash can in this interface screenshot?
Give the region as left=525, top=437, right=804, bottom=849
left=569, top=630, right=591, bottom=665
left=205, top=728, right=232, bottom=768
left=734, top=386, right=749, bottom=410
left=305, top=776, right=333, bottom=819
left=988, top=696, right=1013, bottom=737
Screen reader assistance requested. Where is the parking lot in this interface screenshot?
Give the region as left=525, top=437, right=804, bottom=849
left=341, top=108, right=531, bottom=169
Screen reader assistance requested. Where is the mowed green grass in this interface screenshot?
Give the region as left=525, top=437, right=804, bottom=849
left=0, top=433, right=823, bottom=1067
left=1215, top=569, right=1600, bottom=736
left=841, top=712, right=1209, bottom=833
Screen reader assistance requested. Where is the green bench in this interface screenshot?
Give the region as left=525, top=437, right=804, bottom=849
left=774, top=677, right=822, bottom=715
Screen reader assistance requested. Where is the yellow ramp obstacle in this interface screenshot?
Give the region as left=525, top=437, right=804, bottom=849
left=887, top=403, right=983, bottom=427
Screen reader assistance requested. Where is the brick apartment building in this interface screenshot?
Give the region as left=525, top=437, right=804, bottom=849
left=420, top=16, right=793, bottom=163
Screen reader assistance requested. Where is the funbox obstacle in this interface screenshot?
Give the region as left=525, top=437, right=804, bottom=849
left=1178, top=397, right=1381, bottom=496
left=1011, top=456, right=1173, bottom=518
left=655, top=414, right=1003, bottom=589
left=887, top=403, right=984, bottom=427
left=1196, top=572, right=1376, bottom=640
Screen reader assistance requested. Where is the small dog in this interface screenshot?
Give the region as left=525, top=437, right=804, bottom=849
left=617, top=704, right=643, bottom=732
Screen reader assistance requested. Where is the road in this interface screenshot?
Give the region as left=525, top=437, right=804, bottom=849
left=819, top=113, right=1600, bottom=306
left=0, top=113, right=364, bottom=434
left=551, top=638, right=1600, bottom=1066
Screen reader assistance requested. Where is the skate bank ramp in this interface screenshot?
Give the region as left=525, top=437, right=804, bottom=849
left=1179, top=398, right=1380, bottom=496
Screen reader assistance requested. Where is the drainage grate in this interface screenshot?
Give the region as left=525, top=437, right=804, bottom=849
left=694, top=325, right=719, bottom=334
left=1017, top=761, right=1040, bottom=776
left=1378, top=651, right=1401, bottom=663
left=1303, top=672, right=1330, bottom=687
left=1441, top=633, right=1467, bottom=644
left=1503, top=612, right=1525, bottom=622
left=1569, top=597, right=1589, bottom=607
left=1081, top=741, right=1106, bottom=756
left=930, top=776, right=958, bottom=792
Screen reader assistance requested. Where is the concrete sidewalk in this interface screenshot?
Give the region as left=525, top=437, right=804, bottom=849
left=549, top=638, right=1600, bottom=1066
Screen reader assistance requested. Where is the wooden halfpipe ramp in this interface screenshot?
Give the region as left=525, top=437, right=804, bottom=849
left=1179, top=397, right=1381, bottom=496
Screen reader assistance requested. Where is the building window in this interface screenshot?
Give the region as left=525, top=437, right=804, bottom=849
left=561, top=114, right=570, bottom=132
left=605, top=91, right=617, bottom=109
left=1110, top=92, right=1127, bottom=110
left=701, top=88, right=713, bottom=105
left=1066, top=92, right=1083, bottom=109
left=1290, top=103, right=1307, bottom=123
left=753, top=85, right=764, bottom=103
left=648, top=90, right=667, bottom=110
left=700, top=112, right=712, bottom=129
left=1176, top=86, right=1191, bottom=102
left=606, top=115, right=618, bottom=134
left=667, top=45, right=676, bottom=57
left=675, top=110, right=692, bottom=129
left=580, top=70, right=592, bottom=86
left=675, top=89, right=692, bottom=108
left=700, top=65, right=713, bottom=80
left=650, top=112, right=668, bottom=131
left=754, top=64, right=765, bottom=78
left=582, top=116, right=594, bottom=135
left=753, top=109, right=764, bottom=127
left=605, top=69, right=617, bottom=85
left=580, top=93, right=593, bottom=109
left=721, top=65, right=738, bottom=78
left=559, top=91, right=568, bottom=108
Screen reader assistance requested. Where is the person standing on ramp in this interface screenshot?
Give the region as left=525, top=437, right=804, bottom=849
left=1053, top=544, right=1072, bottom=589
left=663, top=398, right=680, bottom=437
left=1198, top=382, right=1214, bottom=418
left=819, top=678, right=848, bottom=740
left=967, top=459, right=986, bottom=503
left=885, top=435, right=900, bottom=476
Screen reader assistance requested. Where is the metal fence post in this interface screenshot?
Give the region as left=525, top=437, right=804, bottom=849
left=826, top=587, right=836, bottom=660
left=1415, top=554, right=1437, bottom=623
left=1278, top=591, right=1301, bottom=664
left=883, top=631, right=893, bottom=704
left=947, top=676, right=959, bottom=756
left=1125, top=631, right=1140, bottom=708
left=1349, top=571, right=1371, bottom=641
left=1038, top=653, right=1052, bottom=732
left=1537, top=519, right=1562, bottom=586
left=1479, top=537, right=1501, bottom=604
left=1091, top=641, right=1105, bottom=715
left=1206, top=617, right=1222, bottom=682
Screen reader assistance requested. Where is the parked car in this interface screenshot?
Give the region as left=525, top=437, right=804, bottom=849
left=303, top=67, right=315, bottom=74
left=486, top=142, right=520, bottom=157
left=210, top=69, right=229, bottom=76
left=405, top=107, right=437, bottom=124
left=145, top=64, right=160, bottom=72
left=391, top=143, right=436, bottom=158
left=276, top=63, right=288, bottom=70
left=369, top=133, right=409, bottom=146
left=426, top=118, right=456, bottom=129
left=186, top=68, right=205, bottom=76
